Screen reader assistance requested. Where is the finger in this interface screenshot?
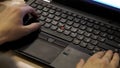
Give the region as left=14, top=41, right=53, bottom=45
left=102, top=50, right=113, bottom=62
left=21, top=5, right=37, bottom=18
left=76, top=59, right=85, bottom=68
left=91, top=51, right=105, bottom=59
left=110, top=53, right=120, bottom=68
left=22, top=23, right=40, bottom=35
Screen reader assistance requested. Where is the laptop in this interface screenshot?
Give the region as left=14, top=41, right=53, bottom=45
left=13, top=0, right=120, bottom=68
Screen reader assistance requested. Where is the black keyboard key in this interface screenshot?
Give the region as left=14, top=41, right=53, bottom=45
left=50, top=25, right=58, bottom=30
left=100, top=32, right=107, bottom=37
left=91, top=39, right=98, bottom=45
left=45, top=18, right=52, bottom=23
left=77, top=35, right=84, bottom=40
left=73, top=38, right=80, bottom=45
left=80, top=25, right=86, bottom=30
left=48, top=14, right=55, bottom=19
left=66, top=20, right=73, bottom=25
left=54, top=16, right=61, bottom=21
left=44, top=23, right=51, bottom=28
left=107, top=35, right=114, bottom=40
left=79, top=41, right=87, bottom=47
left=84, top=37, right=91, bottom=43
left=77, top=29, right=85, bottom=35
left=37, top=5, right=43, bottom=10
left=74, top=18, right=80, bottom=22
left=41, top=27, right=73, bottom=41
left=91, top=34, right=98, bottom=40
left=70, top=33, right=77, bottom=38
left=87, top=44, right=95, bottom=50
left=68, top=16, right=74, bottom=20
left=84, top=32, right=91, bottom=37
left=94, top=46, right=102, bottom=52
left=71, top=27, right=78, bottom=32
left=105, top=39, right=120, bottom=48
left=93, top=30, right=100, bottom=35
left=98, top=36, right=105, bottom=42
left=86, top=22, right=93, bottom=27
left=55, top=12, right=61, bottom=16
left=64, top=30, right=71, bottom=35
left=114, top=37, right=120, bottom=43
left=73, top=23, right=80, bottom=28
left=58, top=22, right=64, bottom=27
left=49, top=9, right=55, bottom=14
left=43, top=7, right=49, bottom=12
left=61, top=14, right=67, bottom=18
left=57, top=28, right=63, bottom=33
left=42, top=12, right=49, bottom=17
left=107, top=29, right=114, bottom=34
left=39, top=16, right=46, bottom=21
left=86, top=27, right=93, bottom=32
left=65, top=25, right=71, bottom=30
left=60, top=18, right=67, bottom=23
left=31, top=3, right=37, bottom=8
left=80, top=20, right=87, bottom=25
left=51, top=20, right=58, bottom=25
left=36, top=10, right=42, bottom=15
left=93, top=24, right=100, bottom=29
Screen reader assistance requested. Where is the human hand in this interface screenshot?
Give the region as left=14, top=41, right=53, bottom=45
left=76, top=50, right=120, bottom=68
left=0, top=1, right=40, bottom=44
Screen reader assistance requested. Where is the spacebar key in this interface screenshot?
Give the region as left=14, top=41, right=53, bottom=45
left=41, top=27, right=73, bottom=42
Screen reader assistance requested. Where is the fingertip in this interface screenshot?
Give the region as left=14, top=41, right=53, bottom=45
left=76, top=59, right=85, bottom=68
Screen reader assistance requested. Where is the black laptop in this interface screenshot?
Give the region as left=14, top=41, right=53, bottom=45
left=14, top=0, right=120, bottom=68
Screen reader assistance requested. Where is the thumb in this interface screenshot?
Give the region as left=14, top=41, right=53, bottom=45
left=76, top=59, right=85, bottom=68
left=22, top=23, right=40, bottom=34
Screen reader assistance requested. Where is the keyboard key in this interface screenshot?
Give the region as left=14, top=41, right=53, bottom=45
left=54, top=16, right=61, bottom=21
left=80, top=20, right=87, bottom=25
left=31, top=3, right=37, bottom=8
left=61, top=14, right=67, bottom=18
left=71, top=27, right=78, bottom=32
left=100, top=32, right=107, bottom=37
left=74, top=18, right=80, bottom=22
left=49, top=9, right=55, bottom=14
left=58, top=22, right=64, bottom=27
left=86, top=27, right=93, bottom=32
left=48, top=14, right=55, bottom=19
left=66, top=20, right=73, bottom=25
left=84, top=37, right=91, bottom=43
left=107, top=29, right=114, bottom=34
left=45, top=18, right=52, bottom=23
left=114, top=37, right=120, bottom=43
left=42, top=12, right=49, bottom=16
left=70, top=33, right=77, bottom=38
left=80, top=25, right=86, bottom=30
left=100, top=27, right=108, bottom=32
left=43, top=7, right=49, bottom=12
left=60, top=18, right=67, bottom=23
left=77, top=29, right=85, bottom=35
left=50, top=25, right=58, bottom=30
left=91, top=39, right=98, bottom=45
left=39, top=16, right=46, bottom=21
left=93, top=30, right=100, bottom=35
left=36, top=10, right=42, bottom=15
left=91, top=34, right=98, bottom=40
left=68, top=16, right=74, bottom=20
left=107, top=35, right=114, bottom=40
left=114, top=31, right=120, bottom=37
left=65, top=25, right=71, bottom=30
left=64, top=30, right=71, bottom=35
left=55, top=12, right=61, bottom=16
left=37, top=5, right=43, bottom=10
left=73, top=38, right=80, bottom=45
left=44, top=23, right=51, bottom=28
left=87, top=44, right=95, bottom=50
left=51, top=20, right=58, bottom=25
left=77, top=35, right=84, bottom=40
left=57, top=28, right=63, bottom=33
left=98, top=36, right=105, bottom=42
left=79, top=41, right=87, bottom=47
left=84, top=32, right=91, bottom=37
left=93, top=24, right=100, bottom=29
left=73, top=23, right=80, bottom=28
left=86, top=22, right=93, bottom=27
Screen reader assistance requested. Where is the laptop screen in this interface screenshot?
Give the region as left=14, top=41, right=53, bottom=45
left=86, top=0, right=120, bottom=11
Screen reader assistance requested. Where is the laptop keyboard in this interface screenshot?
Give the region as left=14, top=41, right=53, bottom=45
left=27, top=0, right=120, bottom=55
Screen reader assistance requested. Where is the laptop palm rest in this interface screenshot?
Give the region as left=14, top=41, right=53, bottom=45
left=51, top=46, right=90, bottom=68
left=21, top=39, right=64, bottom=64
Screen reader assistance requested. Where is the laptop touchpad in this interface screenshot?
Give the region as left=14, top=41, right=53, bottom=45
left=51, top=46, right=90, bottom=68
left=21, top=39, right=64, bottom=63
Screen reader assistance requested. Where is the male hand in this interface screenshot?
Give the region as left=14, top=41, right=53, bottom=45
left=76, top=50, right=119, bottom=68
left=0, top=1, right=40, bottom=44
